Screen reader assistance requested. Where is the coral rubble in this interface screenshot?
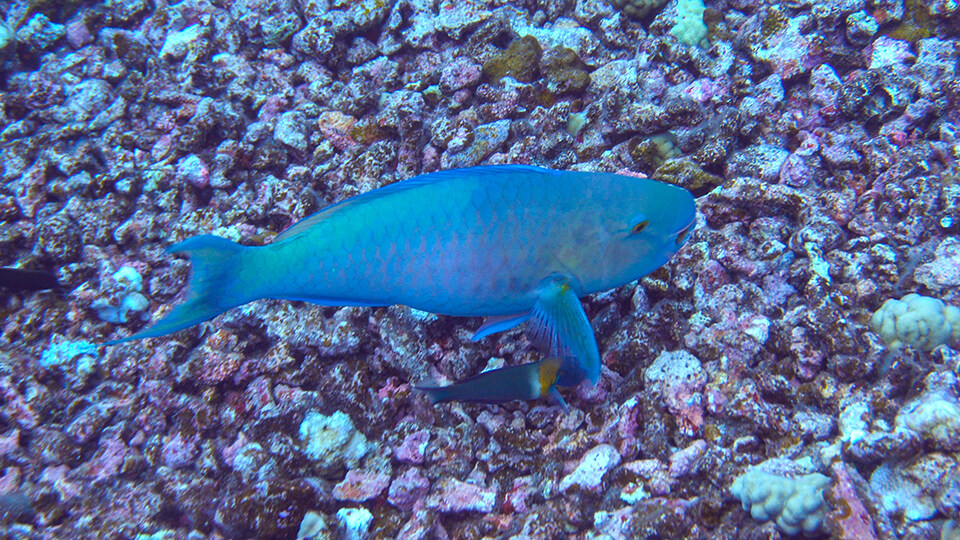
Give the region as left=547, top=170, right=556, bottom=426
left=1, top=0, right=960, bottom=536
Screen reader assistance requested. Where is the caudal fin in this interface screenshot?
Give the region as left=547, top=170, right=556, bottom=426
left=106, top=235, right=249, bottom=344
left=414, top=384, right=453, bottom=405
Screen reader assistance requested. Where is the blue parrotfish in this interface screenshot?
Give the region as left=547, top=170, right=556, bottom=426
left=108, top=165, right=695, bottom=410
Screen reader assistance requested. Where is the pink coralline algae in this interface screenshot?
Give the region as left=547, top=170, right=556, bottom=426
left=333, top=469, right=391, bottom=502
left=395, top=429, right=430, bottom=464
left=387, top=467, right=430, bottom=510
left=644, top=350, right=707, bottom=436
left=426, top=477, right=497, bottom=513
left=825, top=462, right=878, bottom=539
left=559, top=444, right=621, bottom=494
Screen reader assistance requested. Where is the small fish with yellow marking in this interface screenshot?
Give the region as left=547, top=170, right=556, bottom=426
left=416, top=357, right=568, bottom=412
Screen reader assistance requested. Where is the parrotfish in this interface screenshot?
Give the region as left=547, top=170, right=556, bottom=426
left=109, top=165, right=695, bottom=409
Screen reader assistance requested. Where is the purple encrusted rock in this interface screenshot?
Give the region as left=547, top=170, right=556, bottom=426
left=176, top=154, right=210, bottom=189
left=745, top=7, right=822, bottom=79
left=868, top=35, right=915, bottom=70
left=387, top=468, right=430, bottom=510
left=440, top=59, right=482, bottom=94
left=914, top=238, right=960, bottom=292
left=426, top=477, right=496, bottom=513
left=333, top=469, right=391, bottom=502
left=558, top=444, right=621, bottom=493
left=644, top=350, right=708, bottom=436
left=65, top=20, right=93, bottom=49
left=440, top=119, right=511, bottom=169
left=161, top=432, right=200, bottom=469
left=395, top=430, right=430, bottom=464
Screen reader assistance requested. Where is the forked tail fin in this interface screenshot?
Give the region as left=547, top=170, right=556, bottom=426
left=106, top=235, right=250, bottom=344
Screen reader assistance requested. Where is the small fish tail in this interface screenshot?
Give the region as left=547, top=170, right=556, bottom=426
left=106, top=235, right=250, bottom=344
left=414, top=385, right=452, bottom=404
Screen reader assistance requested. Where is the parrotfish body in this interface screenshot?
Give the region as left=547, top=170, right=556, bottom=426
left=110, top=165, right=695, bottom=408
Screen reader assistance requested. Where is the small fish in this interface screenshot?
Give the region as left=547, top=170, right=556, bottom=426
left=108, top=165, right=695, bottom=408
left=416, top=357, right=568, bottom=412
left=0, top=267, right=59, bottom=292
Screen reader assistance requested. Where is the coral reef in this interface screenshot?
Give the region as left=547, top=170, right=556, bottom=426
left=1, top=0, right=960, bottom=536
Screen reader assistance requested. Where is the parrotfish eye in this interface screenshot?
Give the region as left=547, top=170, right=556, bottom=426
left=631, top=220, right=650, bottom=234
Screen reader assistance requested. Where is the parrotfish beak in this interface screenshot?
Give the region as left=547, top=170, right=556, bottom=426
left=674, top=220, right=694, bottom=248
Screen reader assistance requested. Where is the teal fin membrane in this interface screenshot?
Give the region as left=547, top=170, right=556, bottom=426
left=527, top=275, right=600, bottom=386
left=105, top=235, right=247, bottom=344
left=549, top=386, right=569, bottom=415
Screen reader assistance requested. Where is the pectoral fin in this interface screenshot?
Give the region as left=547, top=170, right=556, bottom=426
left=528, top=275, right=600, bottom=386
left=549, top=386, right=570, bottom=415
left=471, top=313, right=530, bottom=341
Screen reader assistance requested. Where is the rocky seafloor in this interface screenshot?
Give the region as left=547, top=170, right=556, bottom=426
left=1, top=0, right=960, bottom=537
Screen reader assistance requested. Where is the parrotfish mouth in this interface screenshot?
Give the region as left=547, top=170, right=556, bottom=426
left=673, top=220, right=695, bottom=247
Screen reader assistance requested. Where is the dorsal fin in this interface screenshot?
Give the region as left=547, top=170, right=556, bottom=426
left=275, top=165, right=554, bottom=243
